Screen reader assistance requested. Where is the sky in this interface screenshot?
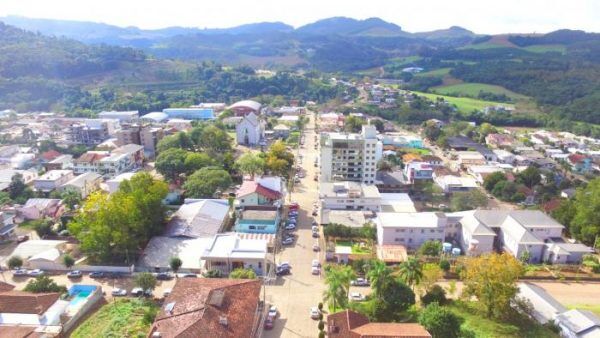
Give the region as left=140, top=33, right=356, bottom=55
left=0, top=0, right=599, bottom=34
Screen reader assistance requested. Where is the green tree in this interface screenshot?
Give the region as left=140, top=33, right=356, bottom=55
left=184, top=152, right=214, bottom=175
left=8, top=173, right=33, bottom=204
left=567, top=179, right=600, bottom=245
left=61, top=188, right=81, bottom=210
left=134, top=272, right=157, bottom=292
left=7, top=256, right=23, bottom=269
left=344, top=115, right=364, bottom=133
left=24, top=275, right=68, bottom=294
left=236, top=152, right=266, bottom=178
left=229, top=268, right=257, bottom=279
left=323, top=265, right=355, bottom=311
left=155, top=148, right=188, bottom=181
left=197, top=125, right=231, bottom=155
left=203, top=269, right=223, bottom=278
left=450, top=189, right=488, bottom=211
left=157, top=132, right=193, bottom=153
left=516, top=166, right=542, bottom=188
left=62, top=254, right=75, bottom=270
left=370, top=279, right=415, bottom=322
left=418, top=240, right=443, bottom=257
left=483, top=172, right=507, bottom=191
left=265, top=141, right=295, bottom=177
left=399, top=257, right=423, bottom=290
left=418, top=302, right=463, bottom=338
left=183, top=168, right=232, bottom=198
left=169, top=257, right=182, bottom=274
left=0, top=191, right=11, bottom=206
left=366, top=260, right=393, bottom=300
left=421, top=285, right=447, bottom=306
left=439, top=260, right=451, bottom=272
left=462, top=253, right=524, bottom=319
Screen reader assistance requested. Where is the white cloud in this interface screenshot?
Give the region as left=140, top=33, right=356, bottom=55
left=0, top=0, right=598, bottom=34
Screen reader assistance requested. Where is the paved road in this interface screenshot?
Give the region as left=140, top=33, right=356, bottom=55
left=263, top=113, right=326, bottom=338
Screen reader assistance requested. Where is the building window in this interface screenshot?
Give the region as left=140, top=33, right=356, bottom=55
left=249, top=225, right=256, bottom=230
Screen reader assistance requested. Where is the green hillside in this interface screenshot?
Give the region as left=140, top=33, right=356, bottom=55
left=431, top=83, right=529, bottom=101
left=411, top=91, right=514, bottom=113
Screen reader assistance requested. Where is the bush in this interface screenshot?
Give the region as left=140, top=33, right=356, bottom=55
left=418, top=240, right=442, bottom=256
left=418, top=302, right=463, bottom=338
left=24, top=275, right=67, bottom=294
left=318, top=320, right=325, bottom=331
left=229, top=268, right=257, bottom=279
left=203, top=269, right=222, bottom=278
left=439, top=260, right=451, bottom=272
left=421, top=285, right=447, bottom=306
left=7, top=255, right=23, bottom=269
left=142, top=306, right=159, bottom=324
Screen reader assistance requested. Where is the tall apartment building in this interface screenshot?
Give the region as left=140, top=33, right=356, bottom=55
left=66, top=120, right=110, bottom=146
left=115, top=124, right=141, bottom=146
left=320, top=125, right=382, bottom=184
left=115, top=124, right=164, bottom=159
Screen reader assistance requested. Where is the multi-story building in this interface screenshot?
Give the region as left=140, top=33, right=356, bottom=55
left=320, top=125, right=382, bottom=184
left=376, top=212, right=447, bottom=250
left=115, top=123, right=141, bottom=146
left=66, top=120, right=111, bottom=146
left=115, top=124, right=164, bottom=159
left=319, top=181, right=381, bottom=211
left=403, top=161, right=434, bottom=183
left=73, top=144, right=143, bottom=178
left=33, top=170, right=75, bottom=193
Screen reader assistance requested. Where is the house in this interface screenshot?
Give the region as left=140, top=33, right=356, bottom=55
left=33, top=170, right=74, bottom=193
left=17, top=199, right=64, bottom=221
left=376, top=212, right=447, bottom=250
left=58, top=172, right=102, bottom=198
left=403, top=162, right=434, bottom=183
left=228, top=100, right=262, bottom=117
left=148, top=278, right=262, bottom=338
left=568, top=154, right=593, bottom=173
left=434, top=174, right=478, bottom=194
left=0, top=212, right=16, bottom=240
left=201, top=233, right=270, bottom=276
left=164, top=199, right=230, bottom=238
left=375, top=170, right=411, bottom=193
left=235, top=206, right=279, bottom=234
left=379, top=193, right=417, bottom=213
left=327, top=310, right=431, bottom=338
left=272, top=124, right=290, bottom=139
left=402, top=153, right=422, bottom=163
left=420, top=155, right=443, bottom=167
left=518, top=283, right=600, bottom=338
left=140, top=236, right=213, bottom=273
left=105, top=172, right=136, bottom=193
left=493, top=149, right=515, bottom=164
left=236, top=177, right=283, bottom=207
left=235, top=113, right=265, bottom=146
left=467, top=165, right=505, bottom=184
left=485, top=133, right=515, bottom=149
left=66, top=119, right=111, bottom=146
left=457, top=210, right=591, bottom=263
left=44, top=154, right=73, bottom=171
left=320, top=181, right=381, bottom=212
left=320, top=210, right=369, bottom=228
left=456, top=151, right=487, bottom=169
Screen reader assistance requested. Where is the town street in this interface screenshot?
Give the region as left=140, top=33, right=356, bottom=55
left=263, top=113, right=326, bottom=338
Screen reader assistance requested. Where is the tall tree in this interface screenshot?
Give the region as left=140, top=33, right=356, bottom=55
left=183, top=167, right=232, bottom=198
left=398, top=257, right=423, bottom=291
left=450, top=189, right=488, bottom=211
left=516, top=166, right=542, bottom=188
left=170, top=257, right=182, bottom=275
left=366, top=260, right=393, bottom=300
left=135, top=272, right=157, bottom=293
left=155, top=148, right=188, bottom=181
left=184, top=152, right=214, bottom=175
left=567, top=179, right=600, bottom=246
left=236, top=152, right=266, bottom=178
left=461, top=252, right=524, bottom=319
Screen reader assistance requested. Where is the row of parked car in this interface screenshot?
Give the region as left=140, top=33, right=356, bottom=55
left=13, top=269, right=196, bottom=280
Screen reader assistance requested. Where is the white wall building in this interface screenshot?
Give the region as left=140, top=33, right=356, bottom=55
left=320, top=125, right=382, bottom=184
left=98, top=110, right=139, bottom=123
left=376, top=212, right=447, bottom=250
left=319, top=181, right=381, bottom=211
left=235, top=112, right=265, bottom=146
left=33, top=170, right=74, bottom=193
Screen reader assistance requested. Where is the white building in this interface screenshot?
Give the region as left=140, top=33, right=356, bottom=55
left=492, top=149, right=515, bottom=164
left=98, top=110, right=139, bottom=123
left=200, top=233, right=270, bottom=276
left=58, top=172, right=102, bottom=198
left=33, top=170, right=74, bottom=193
left=434, top=174, right=478, bottom=193
left=235, top=112, right=265, bottom=146
left=319, top=181, right=381, bottom=211
left=376, top=212, right=447, bottom=250
left=320, top=125, right=382, bottom=184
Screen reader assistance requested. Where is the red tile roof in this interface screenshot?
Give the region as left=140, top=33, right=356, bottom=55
left=328, top=310, right=431, bottom=338
left=0, top=291, right=60, bottom=315
left=41, top=150, right=61, bottom=161
left=0, top=326, right=41, bottom=338
left=148, top=278, right=262, bottom=338
left=0, top=281, right=15, bottom=292
left=236, top=181, right=281, bottom=200
left=75, top=152, right=108, bottom=163
left=568, top=153, right=588, bottom=164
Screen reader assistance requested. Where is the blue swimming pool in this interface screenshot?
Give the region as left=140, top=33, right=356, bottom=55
left=68, top=285, right=97, bottom=307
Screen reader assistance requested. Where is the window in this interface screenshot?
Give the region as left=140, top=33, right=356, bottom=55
left=408, top=238, right=412, bottom=243
left=249, top=225, right=256, bottom=230
left=430, top=229, right=435, bottom=233
left=258, top=262, right=262, bottom=269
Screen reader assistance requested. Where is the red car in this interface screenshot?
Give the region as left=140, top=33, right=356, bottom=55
left=264, top=317, right=274, bottom=330
left=289, top=203, right=299, bottom=210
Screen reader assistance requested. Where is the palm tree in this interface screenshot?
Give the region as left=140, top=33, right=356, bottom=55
left=399, top=257, right=423, bottom=291
left=366, top=260, right=392, bottom=299
left=338, top=265, right=356, bottom=300
left=323, top=265, right=355, bottom=311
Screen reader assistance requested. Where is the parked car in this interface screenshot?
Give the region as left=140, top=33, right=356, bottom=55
left=311, top=225, right=318, bottom=232
left=351, top=278, right=370, bottom=287
left=17, top=235, right=29, bottom=243
left=67, top=270, right=83, bottom=278
left=288, top=211, right=298, bottom=216
left=350, top=292, right=366, bottom=301
left=312, top=210, right=318, bottom=216
left=156, top=272, right=173, bottom=280
left=312, top=231, right=319, bottom=238
left=264, top=317, right=274, bottom=330
left=268, top=305, right=278, bottom=318
left=310, top=307, right=321, bottom=319
left=130, top=287, right=152, bottom=297
left=28, top=269, right=44, bottom=277
left=312, top=221, right=319, bottom=227
left=311, top=266, right=320, bottom=275
left=276, top=267, right=291, bottom=276
left=13, top=268, right=28, bottom=276
left=312, top=243, right=320, bottom=252
left=282, top=237, right=294, bottom=245
left=89, top=271, right=105, bottom=279
left=311, top=259, right=321, bottom=268
left=278, top=262, right=292, bottom=270
left=285, top=224, right=296, bottom=230
left=112, top=288, right=127, bottom=297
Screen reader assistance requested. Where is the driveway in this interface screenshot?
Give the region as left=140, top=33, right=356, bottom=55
left=263, top=113, right=326, bottom=338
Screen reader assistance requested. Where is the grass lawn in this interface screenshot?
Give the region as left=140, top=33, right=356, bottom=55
left=71, top=299, right=158, bottom=338
left=397, top=147, right=431, bottom=155
left=415, top=68, right=451, bottom=77
left=567, top=304, right=600, bottom=317
left=336, top=240, right=371, bottom=254
left=431, top=83, right=529, bottom=101
left=448, top=301, right=559, bottom=338
left=412, top=91, right=514, bottom=114
left=522, top=44, right=566, bottom=54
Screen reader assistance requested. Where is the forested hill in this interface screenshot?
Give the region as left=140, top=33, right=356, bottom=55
left=0, top=22, right=348, bottom=114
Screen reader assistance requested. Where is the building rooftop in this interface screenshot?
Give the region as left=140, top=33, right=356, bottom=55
left=202, top=233, right=267, bottom=260
left=36, top=170, right=72, bottom=181
left=377, top=212, right=446, bottom=229
left=165, top=200, right=229, bottom=238
left=556, top=309, right=600, bottom=336
left=0, top=291, right=60, bottom=315
left=61, top=172, right=101, bottom=189
left=320, top=182, right=381, bottom=199
left=321, top=210, right=368, bottom=228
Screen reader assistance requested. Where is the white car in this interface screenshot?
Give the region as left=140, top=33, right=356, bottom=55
left=28, top=269, right=44, bottom=277
left=311, top=266, right=321, bottom=275
left=310, top=307, right=321, bottom=319
left=268, top=305, right=278, bottom=318
left=311, top=259, right=321, bottom=268
left=285, top=224, right=296, bottom=230
left=350, top=292, right=365, bottom=301
left=311, top=225, right=318, bottom=232
left=111, top=288, right=127, bottom=297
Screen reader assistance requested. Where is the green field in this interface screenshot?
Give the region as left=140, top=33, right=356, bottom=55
left=567, top=304, right=600, bottom=317
left=398, top=147, right=431, bottom=155
left=388, top=56, right=422, bottom=66
left=415, top=68, right=451, bottom=77
left=71, top=299, right=158, bottom=338
left=431, top=83, right=529, bottom=101
left=449, top=301, right=560, bottom=338
left=522, top=44, right=566, bottom=54
left=412, top=91, right=514, bottom=113
left=460, top=42, right=506, bottom=50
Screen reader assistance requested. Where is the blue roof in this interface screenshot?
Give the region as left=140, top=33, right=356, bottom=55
left=162, top=108, right=215, bottom=120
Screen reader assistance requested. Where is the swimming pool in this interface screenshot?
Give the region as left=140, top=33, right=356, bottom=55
left=68, top=285, right=97, bottom=307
